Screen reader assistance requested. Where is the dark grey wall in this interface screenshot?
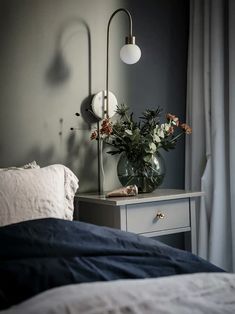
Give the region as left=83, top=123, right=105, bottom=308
left=0, top=0, right=189, bottom=192
left=124, top=0, right=189, bottom=189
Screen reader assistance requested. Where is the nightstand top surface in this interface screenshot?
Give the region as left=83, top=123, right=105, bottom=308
left=77, top=189, right=204, bottom=206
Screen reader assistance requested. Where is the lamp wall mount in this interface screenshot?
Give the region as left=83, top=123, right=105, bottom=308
left=91, top=91, right=118, bottom=120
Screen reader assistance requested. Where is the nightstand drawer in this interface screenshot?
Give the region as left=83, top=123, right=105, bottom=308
left=126, top=199, right=190, bottom=234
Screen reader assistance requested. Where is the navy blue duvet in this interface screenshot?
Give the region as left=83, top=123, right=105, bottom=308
left=0, top=218, right=223, bottom=310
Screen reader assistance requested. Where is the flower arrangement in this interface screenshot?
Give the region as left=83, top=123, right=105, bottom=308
left=91, top=104, right=192, bottom=192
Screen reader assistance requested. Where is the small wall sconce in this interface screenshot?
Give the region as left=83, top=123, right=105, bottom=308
left=91, top=8, right=141, bottom=120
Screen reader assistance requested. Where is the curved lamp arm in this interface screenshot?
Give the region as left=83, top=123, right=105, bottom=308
left=105, top=8, right=141, bottom=118
left=91, top=8, right=141, bottom=120
left=106, top=8, right=132, bottom=98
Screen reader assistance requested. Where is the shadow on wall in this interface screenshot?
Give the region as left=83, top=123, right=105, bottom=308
left=46, top=17, right=91, bottom=93
left=17, top=146, right=55, bottom=168
left=45, top=17, right=99, bottom=190
left=68, top=102, right=101, bottom=192
left=65, top=131, right=98, bottom=192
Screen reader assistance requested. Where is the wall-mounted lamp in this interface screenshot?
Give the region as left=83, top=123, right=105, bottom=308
left=88, top=8, right=141, bottom=194
left=91, top=8, right=141, bottom=120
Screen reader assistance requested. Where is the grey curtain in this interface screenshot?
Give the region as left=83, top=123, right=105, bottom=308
left=186, top=0, right=235, bottom=271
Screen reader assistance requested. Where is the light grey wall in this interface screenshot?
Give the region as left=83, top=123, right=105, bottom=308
left=0, top=0, right=189, bottom=193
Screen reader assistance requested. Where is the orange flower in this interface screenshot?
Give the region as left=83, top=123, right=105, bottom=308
left=90, top=130, right=98, bottom=140
left=166, top=113, right=179, bottom=126
left=100, top=118, right=113, bottom=135
left=181, top=123, right=192, bottom=134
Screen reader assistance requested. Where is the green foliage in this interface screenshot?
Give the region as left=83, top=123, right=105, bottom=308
left=90, top=105, right=191, bottom=191
left=103, top=105, right=187, bottom=165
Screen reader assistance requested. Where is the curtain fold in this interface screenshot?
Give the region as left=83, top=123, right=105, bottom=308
left=186, top=0, right=235, bottom=271
left=229, top=0, right=235, bottom=270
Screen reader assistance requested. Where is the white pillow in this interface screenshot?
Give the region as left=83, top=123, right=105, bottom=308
left=0, top=161, right=40, bottom=171
left=0, top=164, right=79, bottom=226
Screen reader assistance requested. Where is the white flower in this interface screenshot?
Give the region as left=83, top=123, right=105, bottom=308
left=163, top=123, right=170, bottom=132
left=153, top=133, right=161, bottom=143
left=157, top=126, right=164, bottom=138
left=125, top=129, right=132, bottom=135
left=153, top=126, right=161, bottom=142
left=154, top=125, right=164, bottom=139
left=149, top=142, right=157, bottom=153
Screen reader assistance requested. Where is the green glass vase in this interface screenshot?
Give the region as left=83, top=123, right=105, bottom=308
left=117, top=152, right=166, bottom=193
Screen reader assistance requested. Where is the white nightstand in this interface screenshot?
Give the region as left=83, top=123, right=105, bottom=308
left=78, top=189, right=203, bottom=254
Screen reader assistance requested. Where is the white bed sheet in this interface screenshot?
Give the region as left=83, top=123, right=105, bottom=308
left=2, top=272, right=235, bottom=314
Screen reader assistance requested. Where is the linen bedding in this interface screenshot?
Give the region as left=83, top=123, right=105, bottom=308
left=0, top=217, right=223, bottom=311
left=2, top=272, right=235, bottom=314
left=0, top=163, right=229, bottom=313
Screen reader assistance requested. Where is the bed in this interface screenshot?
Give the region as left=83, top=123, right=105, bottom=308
left=0, top=163, right=234, bottom=313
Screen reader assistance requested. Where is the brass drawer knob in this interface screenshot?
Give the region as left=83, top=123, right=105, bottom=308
left=156, top=212, right=165, bottom=219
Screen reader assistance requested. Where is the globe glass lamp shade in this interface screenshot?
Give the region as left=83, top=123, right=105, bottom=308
left=120, top=44, right=141, bottom=64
